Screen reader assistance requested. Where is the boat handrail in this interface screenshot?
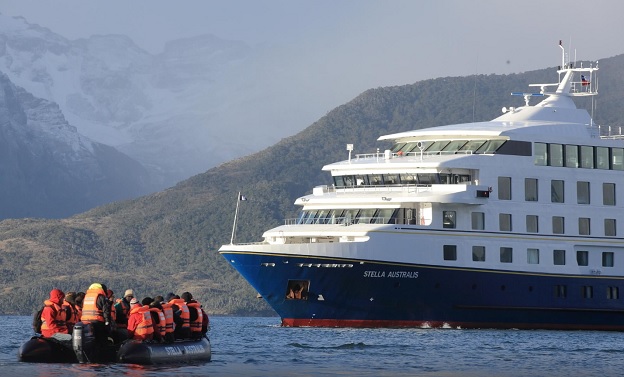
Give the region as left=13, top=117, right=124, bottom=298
left=285, top=216, right=391, bottom=226
left=592, top=125, right=624, bottom=139
left=354, top=150, right=473, bottom=161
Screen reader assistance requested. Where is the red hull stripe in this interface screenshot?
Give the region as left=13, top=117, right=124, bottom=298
left=281, top=318, right=624, bottom=331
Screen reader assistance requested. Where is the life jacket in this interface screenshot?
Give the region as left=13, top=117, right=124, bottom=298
left=81, top=287, right=106, bottom=323
left=187, top=302, right=203, bottom=335
left=130, top=306, right=154, bottom=341
left=62, top=301, right=80, bottom=332
left=151, top=308, right=166, bottom=338
left=161, top=303, right=175, bottom=335
left=40, top=300, right=68, bottom=337
left=170, top=298, right=190, bottom=329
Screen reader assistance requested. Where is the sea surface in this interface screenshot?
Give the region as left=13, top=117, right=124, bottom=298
left=2, top=315, right=624, bottom=376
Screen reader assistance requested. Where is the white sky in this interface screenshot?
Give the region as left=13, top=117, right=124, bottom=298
left=1, top=0, right=623, bottom=125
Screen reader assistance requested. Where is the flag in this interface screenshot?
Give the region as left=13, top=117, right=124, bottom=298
left=581, top=75, right=590, bottom=86
left=238, top=193, right=247, bottom=201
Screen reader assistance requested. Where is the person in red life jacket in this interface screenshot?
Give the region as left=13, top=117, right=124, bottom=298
left=81, top=283, right=113, bottom=344
left=166, top=293, right=191, bottom=340
left=114, top=289, right=134, bottom=333
left=62, top=291, right=80, bottom=334
left=41, top=288, right=69, bottom=338
left=127, top=298, right=154, bottom=341
left=181, top=292, right=203, bottom=340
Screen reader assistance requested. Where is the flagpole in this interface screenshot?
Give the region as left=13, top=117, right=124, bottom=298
left=230, top=191, right=241, bottom=244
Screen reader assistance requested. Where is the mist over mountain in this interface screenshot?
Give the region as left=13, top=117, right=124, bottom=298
left=0, top=13, right=331, bottom=190
left=0, top=72, right=151, bottom=218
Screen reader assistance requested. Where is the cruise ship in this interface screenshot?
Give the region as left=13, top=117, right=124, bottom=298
left=219, top=43, right=624, bottom=329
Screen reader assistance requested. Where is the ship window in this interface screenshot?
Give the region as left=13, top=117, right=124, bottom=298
left=534, top=143, right=547, bottom=166
left=472, top=246, right=485, bottom=262
left=304, top=210, right=319, bottom=224
left=458, top=140, right=485, bottom=153
left=443, top=211, right=456, bottom=229
left=577, top=250, right=589, bottom=266
left=392, top=143, right=406, bottom=152
left=418, top=173, right=439, bottom=184
left=580, top=146, right=594, bottom=168
left=553, top=216, right=565, bottom=234
left=525, top=178, right=538, bottom=201
left=342, top=175, right=356, bottom=187
left=406, top=141, right=432, bottom=153
left=500, top=247, right=513, bottom=263
left=527, top=248, right=540, bottom=264
left=369, top=174, right=384, bottom=185
left=354, top=175, right=369, bottom=186
left=343, top=209, right=359, bottom=225
left=603, top=183, right=616, bottom=205
left=577, top=181, right=590, bottom=204
left=596, top=147, right=610, bottom=169
left=441, top=140, right=468, bottom=154
left=425, top=140, right=450, bottom=153
left=607, top=287, right=619, bottom=300
left=582, top=286, right=593, bottom=299
left=476, top=139, right=506, bottom=154
left=579, top=218, right=591, bottom=235
left=498, top=177, right=511, bottom=200
left=471, top=212, right=485, bottom=230
left=383, top=174, right=400, bottom=185
left=443, top=245, right=457, bottom=261
left=331, top=209, right=345, bottom=224
left=334, top=176, right=345, bottom=187
left=553, top=249, right=566, bottom=265
left=554, top=285, right=567, bottom=298
left=602, top=252, right=614, bottom=267
left=551, top=180, right=564, bottom=203
left=286, top=280, right=309, bottom=300
left=400, top=174, right=417, bottom=185
left=565, top=145, right=579, bottom=168
left=496, top=140, right=531, bottom=156
left=605, top=219, right=617, bottom=237
left=375, top=208, right=396, bottom=224
left=315, top=209, right=330, bottom=224
left=357, top=208, right=377, bottom=224
left=499, top=213, right=512, bottom=232
left=612, top=148, right=624, bottom=170
left=526, top=215, right=539, bottom=233
left=548, top=144, right=564, bottom=167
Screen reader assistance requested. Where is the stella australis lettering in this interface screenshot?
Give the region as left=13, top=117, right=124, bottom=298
left=363, top=270, right=419, bottom=278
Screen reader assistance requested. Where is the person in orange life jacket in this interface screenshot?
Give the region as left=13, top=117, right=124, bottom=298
left=181, top=292, right=203, bottom=340
left=127, top=298, right=154, bottom=341
left=139, top=297, right=162, bottom=342
left=81, top=283, right=113, bottom=344
left=75, top=291, right=85, bottom=319
left=157, top=295, right=175, bottom=343
left=41, top=288, right=69, bottom=338
left=114, top=289, right=134, bottom=331
left=166, top=293, right=191, bottom=340
left=147, top=298, right=167, bottom=343
left=62, top=291, right=80, bottom=334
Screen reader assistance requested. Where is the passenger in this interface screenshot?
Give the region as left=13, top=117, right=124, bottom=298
left=75, top=291, right=85, bottom=319
left=81, top=283, right=113, bottom=344
left=181, top=292, right=203, bottom=339
left=149, top=299, right=166, bottom=343
left=62, top=291, right=80, bottom=334
left=127, top=298, right=154, bottom=341
left=114, top=289, right=134, bottom=332
left=40, top=288, right=69, bottom=338
left=201, top=305, right=210, bottom=335
left=167, top=293, right=191, bottom=339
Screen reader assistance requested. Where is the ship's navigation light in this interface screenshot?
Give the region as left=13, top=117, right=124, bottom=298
left=347, top=144, right=354, bottom=162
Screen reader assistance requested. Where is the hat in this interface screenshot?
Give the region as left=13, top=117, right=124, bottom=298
left=65, top=292, right=77, bottom=304
left=165, top=292, right=176, bottom=302
left=130, top=298, right=139, bottom=306
left=107, top=289, right=114, bottom=298
left=124, top=289, right=134, bottom=297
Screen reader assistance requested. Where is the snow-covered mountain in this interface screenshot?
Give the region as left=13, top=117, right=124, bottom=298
left=0, top=71, right=151, bottom=218
left=0, top=13, right=327, bottom=189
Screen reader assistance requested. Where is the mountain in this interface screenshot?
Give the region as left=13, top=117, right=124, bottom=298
left=0, top=72, right=151, bottom=218
left=0, top=14, right=334, bottom=189
left=0, top=54, right=622, bottom=315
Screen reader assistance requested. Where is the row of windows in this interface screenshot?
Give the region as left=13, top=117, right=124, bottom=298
left=555, top=285, right=619, bottom=300
left=333, top=173, right=471, bottom=187
left=534, top=142, right=624, bottom=170
left=498, top=177, right=616, bottom=206
left=443, top=210, right=617, bottom=236
left=391, top=139, right=532, bottom=157
left=442, top=245, right=615, bottom=267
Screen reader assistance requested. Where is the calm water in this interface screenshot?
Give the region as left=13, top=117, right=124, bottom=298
left=2, top=315, right=624, bottom=376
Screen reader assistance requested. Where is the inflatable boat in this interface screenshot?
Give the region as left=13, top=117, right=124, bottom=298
left=19, top=322, right=211, bottom=364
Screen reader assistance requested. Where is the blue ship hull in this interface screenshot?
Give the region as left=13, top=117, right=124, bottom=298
left=222, top=251, right=624, bottom=329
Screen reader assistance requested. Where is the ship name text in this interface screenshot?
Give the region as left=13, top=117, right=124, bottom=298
left=363, top=271, right=419, bottom=278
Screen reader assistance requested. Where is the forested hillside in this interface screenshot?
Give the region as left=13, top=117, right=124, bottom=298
left=1, top=55, right=622, bottom=315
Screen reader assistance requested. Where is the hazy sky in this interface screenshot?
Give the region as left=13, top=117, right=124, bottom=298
left=2, top=0, right=624, bottom=115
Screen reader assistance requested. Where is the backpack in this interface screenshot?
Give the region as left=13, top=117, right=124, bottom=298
left=32, top=306, right=44, bottom=333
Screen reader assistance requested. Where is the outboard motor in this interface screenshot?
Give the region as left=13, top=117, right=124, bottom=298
left=72, top=322, right=94, bottom=363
